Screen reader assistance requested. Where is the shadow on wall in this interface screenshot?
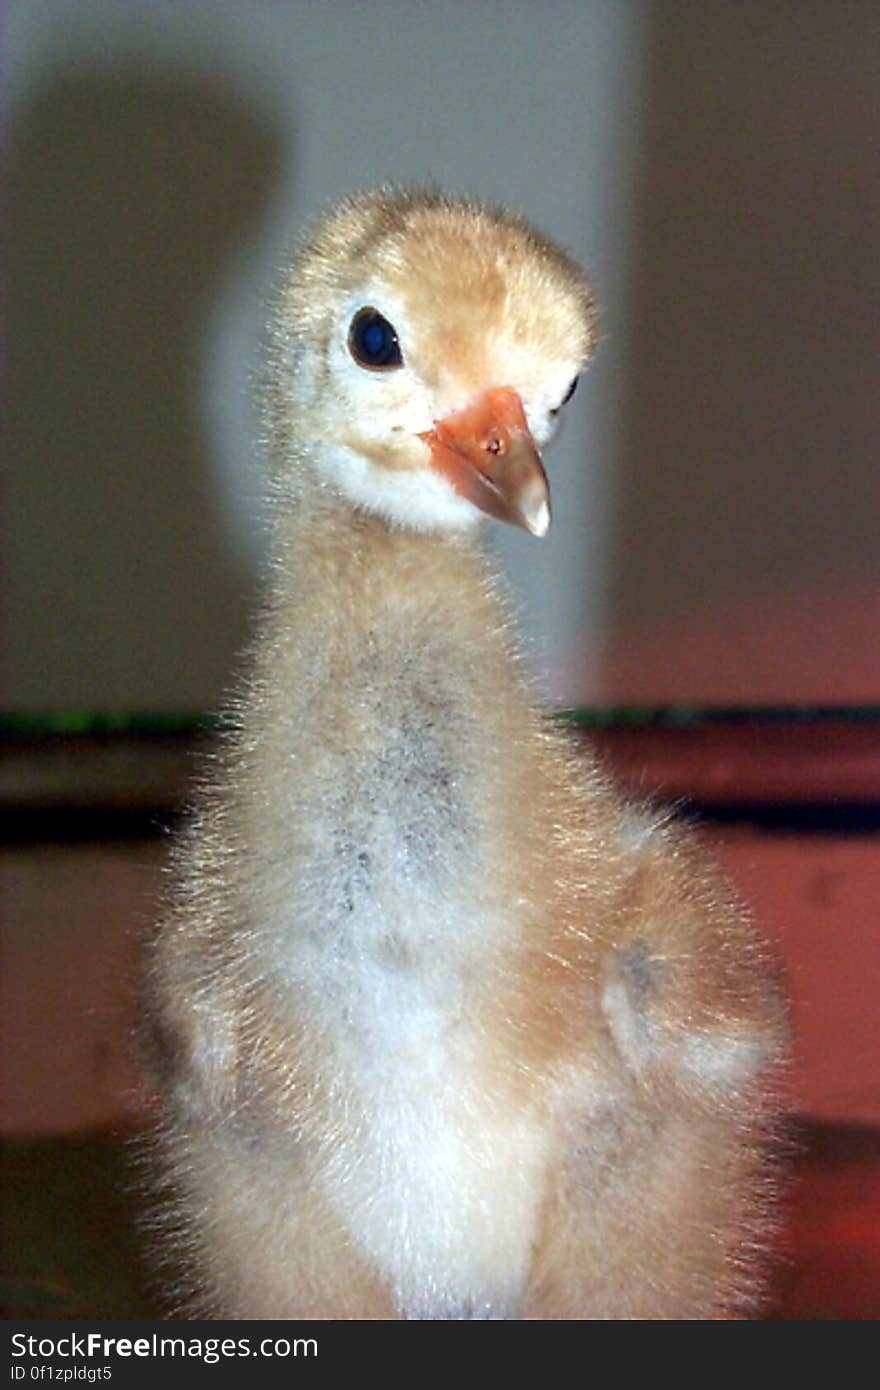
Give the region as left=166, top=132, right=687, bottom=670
left=6, top=64, right=284, bottom=711
left=595, top=2, right=880, bottom=705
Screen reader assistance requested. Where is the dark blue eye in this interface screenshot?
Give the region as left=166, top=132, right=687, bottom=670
left=348, top=307, right=403, bottom=370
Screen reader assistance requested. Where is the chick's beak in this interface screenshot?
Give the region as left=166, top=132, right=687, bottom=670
left=419, top=387, right=550, bottom=537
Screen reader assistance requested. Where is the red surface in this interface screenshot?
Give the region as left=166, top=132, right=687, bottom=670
left=768, top=1124, right=880, bottom=1320
left=713, top=830, right=880, bottom=1127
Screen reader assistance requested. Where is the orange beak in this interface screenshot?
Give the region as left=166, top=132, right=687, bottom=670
left=419, top=387, right=550, bottom=537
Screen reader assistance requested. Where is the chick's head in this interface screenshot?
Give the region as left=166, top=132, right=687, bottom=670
left=266, top=189, right=596, bottom=537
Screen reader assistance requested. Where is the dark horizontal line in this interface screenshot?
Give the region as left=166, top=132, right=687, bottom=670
left=3, top=799, right=880, bottom=846
left=559, top=705, right=880, bottom=729
left=0, top=806, right=183, bottom=845
left=684, top=800, right=880, bottom=835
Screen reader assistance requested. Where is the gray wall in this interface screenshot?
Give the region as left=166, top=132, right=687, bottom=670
left=5, top=2, right=880, bottom=712
left=5, top=0, right=644, bottom=711
left=595, top=1, right=880, bottom=704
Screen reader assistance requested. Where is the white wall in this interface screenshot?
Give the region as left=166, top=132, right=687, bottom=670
left=5, top=0, right=647, bottom=711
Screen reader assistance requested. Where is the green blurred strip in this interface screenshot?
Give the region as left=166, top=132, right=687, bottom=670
left=0, top=710, right=220, bottom=737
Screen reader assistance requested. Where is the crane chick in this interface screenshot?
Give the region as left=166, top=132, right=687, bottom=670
left=141, top=188, right=786, bottom=1319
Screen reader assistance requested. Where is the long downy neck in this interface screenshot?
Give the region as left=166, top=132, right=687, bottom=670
left=265, top=488, right=516, bottom=671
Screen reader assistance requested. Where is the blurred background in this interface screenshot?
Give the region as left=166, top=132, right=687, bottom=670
left=6, top=0, right=879, bottom=711
left=3, top=0, right=880, bottom=1318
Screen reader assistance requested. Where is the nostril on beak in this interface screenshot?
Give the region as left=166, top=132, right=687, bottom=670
left=485, top=435, right=504, bottom=457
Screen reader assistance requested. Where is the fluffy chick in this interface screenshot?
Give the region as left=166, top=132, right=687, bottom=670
left=141, top=188, right=786, bottom=1320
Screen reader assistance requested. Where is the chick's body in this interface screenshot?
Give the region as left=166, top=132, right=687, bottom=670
left=143, top=190, right=786, bottom=1319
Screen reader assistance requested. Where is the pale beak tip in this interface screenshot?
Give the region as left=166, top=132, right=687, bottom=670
left=526, top=498, right=551, bottom=538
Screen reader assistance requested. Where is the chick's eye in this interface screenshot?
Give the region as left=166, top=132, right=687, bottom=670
left=348, top=308, right=403, bottom=370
